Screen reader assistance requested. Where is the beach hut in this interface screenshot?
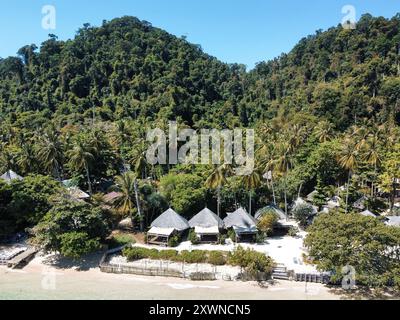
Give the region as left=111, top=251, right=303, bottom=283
left=189, top=208, right=224, bottom=243
left=255, top=205, right=286, bottom=221
left=306, top=190, right=318, bottom=202
left=67, top=187, right=90, bottom=201
left=0, top=170, right=23, bottom=183
left=103, top=191, right=123, bottom=204
left=147, top=209, right=189, bottom=246
left=360, top=210, right=378, bottom=218
left=293, top=197, right=318, bottom=214
left=385, top=216, right=400, bottom=227
left=223, top=207, right=258, bottom=243
left=353, top=196, right=367, bottom=211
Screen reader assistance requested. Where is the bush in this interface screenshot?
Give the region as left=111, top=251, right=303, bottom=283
left=255, top=232, right=266, bottom=244
left=188, top=229, right=200, bottom=245
left=292, top=203, right=315, bottom=227
left=58, top=232, right=101, bottom=259
left=168, top=235, right=180, bottom=247
left=179, top=250, right=207, bottom=263
left=257, top=212, right=278, bottom=236
left=147, top=249, right=161, bottom=259
left=227, top=229, right=236, bottom=242
left=122, top=247, right=148, bottom=261
left=208, top=251, right=227, bottom=266
left=218, top=234, right=227, bottom=245
left=288, top=226, right=299, bottom=237
left=158, top=250, right=179, bottom=261
left=227, top=246, right=274, bottom=275
left=122, top=247, right=236, bottom=266
left=107, top=233, right=135, bottom=249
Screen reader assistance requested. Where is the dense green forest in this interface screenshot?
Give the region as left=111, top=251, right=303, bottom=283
left=1, top=14, right=400, bottom=249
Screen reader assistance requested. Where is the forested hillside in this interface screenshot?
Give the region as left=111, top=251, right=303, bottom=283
left=1, top=14, right=400, bottom=242
left=246, top=13, right=400, bottom=129
left=0, top=14, right=399, bottom=131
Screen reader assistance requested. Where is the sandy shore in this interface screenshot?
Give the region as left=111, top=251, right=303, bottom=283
left=0, top=253, right=343, bottom=300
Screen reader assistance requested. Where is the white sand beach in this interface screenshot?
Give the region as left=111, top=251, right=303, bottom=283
left=0, top=252, right=342, bottom=300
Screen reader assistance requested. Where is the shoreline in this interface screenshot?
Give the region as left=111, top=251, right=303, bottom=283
left=0, top=253, right=343, bottom=300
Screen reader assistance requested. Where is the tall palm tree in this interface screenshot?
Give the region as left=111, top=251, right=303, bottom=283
left=314, top=121, right=334, bottom=143
left=37, top=130, right=64, bottom=180
left=258, top=142, right=277, bottom=205
left=242, top=169, right=261, bottom=216
left=338, top=139, right=358, bottom=213
left=67, top=137, right=96, bottom=194
left=273, top=140, right=292, bottom=219
left=17, top=142, right=37, bottom=174
left=205, top=164, right=231, bottom=217
left=113, top=172, right=141, bottom=229
left=363, top=131, right=382, bottom=198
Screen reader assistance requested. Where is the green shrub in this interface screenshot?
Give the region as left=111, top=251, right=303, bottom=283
left=158, top=250, right=179, bottom=261
left=58, top=232, right=101, bottom=259
left=292, top=203, right=315, bottom=227
left=257, top=212, right=279, bottom=235
left=208, top=251, right=227, bottom=266
left=188, top=229, right=200, bottom=245
left=255, top=232, right=266, bottom=244
left=147, top=248, right=161, bottom=259
left=107, top=234, right=135, bottom=249
left=179, top=250, right=207, bottom=263
left=168, top=235, right=180, bottom=247
left=288, top=226, right=299, bottom=237
left=122, top=247, right=234, bottom=266
left=218, top=234, right=227, bottom=245
left=227, top=229, right=236, bottom=242
left=122, top=247, right=148, bottom=261
left=227, top=246, right=274, bottom=275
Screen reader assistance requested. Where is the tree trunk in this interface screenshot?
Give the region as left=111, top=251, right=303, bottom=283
left=371, top=163, right=377, bottom=199
left=134, top=178, right=143, bottom=232
left=217, top=186, right=221, bottom=218
left=345, top=171, right=351, bottom=213
left=271, top=172, right=277, bottom=205
left=284, top=164, right=289, bottom=220
left=284, top=189, right=288, bottom=221
left=249, top=191, right=252, bottom=216
left=298, top=183, right=303, bottom=199
left=390, top=180, right=396, bottom=214
left=85, top=163, right=92, bottom=194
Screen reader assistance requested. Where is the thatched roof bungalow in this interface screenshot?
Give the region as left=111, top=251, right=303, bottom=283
left=0, top=170, right=23, bottom=183
left=147, top=209, right=189, bottom=246
left=223, top=207, right=258, bottom=242
left=360, top=210, right=378, bottom=218
left=385, top=216, right=400, bottom=227
left=255, top=205, right=286, bottom=221
left=67, top=187, right=90, bottom=201
left=189, top=208, right=224, bottom=243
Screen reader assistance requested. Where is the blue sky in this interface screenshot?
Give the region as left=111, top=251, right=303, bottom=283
left=0, top=0, right=399, bottom=68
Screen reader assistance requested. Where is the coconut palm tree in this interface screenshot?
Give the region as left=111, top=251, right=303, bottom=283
left=205, top=164, right=232, bottom=217
left=67, top=137, right=96, bottom=194
left=242, top=169, right=261, bottom=216
left=314, top=120, right=334, bottom=143
left=338, top=139, right=358, bottom=213
left=258, top=141, right=277, bottom=205
left=272, top=140, right=292, bottom=219
left=37, top=130, right=64, bottom=180
left=113, top=172, right=140, bottom=229
left=17, top=142, right=37, bottom=174
left=363, top=131, right=382, bottom=198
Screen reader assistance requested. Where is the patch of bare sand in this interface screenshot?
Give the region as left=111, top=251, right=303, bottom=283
left=0, top=253, right=345, bottom=300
